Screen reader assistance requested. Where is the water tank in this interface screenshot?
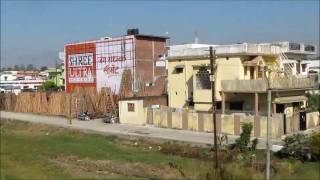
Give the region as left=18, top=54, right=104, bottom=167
left=127, top=28, right=139, bottom=35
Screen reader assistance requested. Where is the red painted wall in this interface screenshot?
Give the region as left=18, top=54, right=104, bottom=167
left=65, top=43, right=96, bottom=93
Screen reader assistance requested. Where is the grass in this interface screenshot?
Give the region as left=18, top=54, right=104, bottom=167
left=1, top=119, right=319, bottom=180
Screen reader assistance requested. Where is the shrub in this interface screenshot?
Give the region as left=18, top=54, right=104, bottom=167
left=306, top=92, right=320, bottom=112
left=276, top=133, right=319, bottom=161
left=235, top=123, right=253, bottom=152
left=41, top=81, right=58, bottom=91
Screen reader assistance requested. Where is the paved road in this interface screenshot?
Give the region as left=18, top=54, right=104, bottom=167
left=1, top=111, right=285, bottom=149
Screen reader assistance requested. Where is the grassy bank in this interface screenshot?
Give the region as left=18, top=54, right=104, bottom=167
left=1, top=119, right=319, bottom=180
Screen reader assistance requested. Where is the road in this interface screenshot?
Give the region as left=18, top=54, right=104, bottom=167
left=0, top=111, right=285, bottom=149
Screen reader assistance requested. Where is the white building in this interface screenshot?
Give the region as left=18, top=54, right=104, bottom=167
left=0, top=71, right=44, bottom=94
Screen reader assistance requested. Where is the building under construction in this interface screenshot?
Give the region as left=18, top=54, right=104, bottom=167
left=64, top=29, right=168, bottom=96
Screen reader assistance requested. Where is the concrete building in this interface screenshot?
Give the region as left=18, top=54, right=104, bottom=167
left=167, top=42, right=317, bottom=118
left=42, top=67, right=65, bottom=88
left=0, top=71, right=44, bottom=93
left=63, top=29, right=168, bottom=94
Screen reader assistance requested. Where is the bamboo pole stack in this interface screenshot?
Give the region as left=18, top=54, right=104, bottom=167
left=0, top=86, right=120, bottom=118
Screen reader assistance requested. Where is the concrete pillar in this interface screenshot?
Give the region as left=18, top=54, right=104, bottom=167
left=221, top=92, right=225, bottom=114
left=273, top=103, right=277, bottom=114
left=255, top=93, right=259, bottom=116
left=255, top=66, right=258, bottom=79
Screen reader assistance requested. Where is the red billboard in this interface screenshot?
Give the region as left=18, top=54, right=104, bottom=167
left=65, top=43, right=96, bottom=92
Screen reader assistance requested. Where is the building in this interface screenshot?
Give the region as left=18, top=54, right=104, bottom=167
left=0, top=71, right=44, bottom=94
left=63, top=29, right=168, bottom=94
left=42, top=67, right=65, bottom=88
left=167, top=42, right=317, bottom=117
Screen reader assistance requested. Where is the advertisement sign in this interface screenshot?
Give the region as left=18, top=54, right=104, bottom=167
left=68, top=53, right=94, bottom=83
left=96, top=37, right=135, bottom=92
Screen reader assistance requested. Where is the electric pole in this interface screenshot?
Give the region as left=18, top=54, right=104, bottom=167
left=265, top=68, right=272, bottom=180
left=209, top=46, right=219, bottom=178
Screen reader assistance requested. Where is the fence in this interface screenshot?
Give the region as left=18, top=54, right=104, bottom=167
left=131, top=106, right=319, bottom=138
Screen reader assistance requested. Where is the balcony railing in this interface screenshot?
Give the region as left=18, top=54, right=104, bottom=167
left=221, top=79, right=267, bottom=92
left=221, top=76, right=317, bottom=92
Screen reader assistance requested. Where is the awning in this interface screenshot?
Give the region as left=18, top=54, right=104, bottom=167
left=175, top=65, right=185, bottom=68
left=243, top=56, right=265, bottom=66
left=273, top=96, right=308, bottom=104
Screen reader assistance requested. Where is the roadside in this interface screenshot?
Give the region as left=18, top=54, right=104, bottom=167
left=1, top=111, right=285, bottom=149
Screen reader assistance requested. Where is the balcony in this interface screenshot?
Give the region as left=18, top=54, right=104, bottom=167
left=221, top=76, right=317, bottom=92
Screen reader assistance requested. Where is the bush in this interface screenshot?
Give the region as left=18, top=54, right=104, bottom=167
left=235, top=123, right=254, bottom=152
left=276, top=133, right=319, bottom=161
left=306, top=92, right=320, bottom=112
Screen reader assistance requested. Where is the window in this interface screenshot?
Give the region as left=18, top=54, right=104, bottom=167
left=196, top=67, right=211, bottom=89
left=258, top=66, right=263, bottom=78
left=229, top=102, right=243, bottom=111
left=216, top=102, right=221, bottom=110
left=289, top=43, right=301, bottom=51
left=23, top=86, right=28, bottom=89
left=244, top=66, right=247, bottom=76
left=175, top=67, right=183, bottom=73
left=127, top=103, right=135, bottom=112
left=4, top=76, right=7, bottom=81
left=301, top=64, right=306, bottom=72
left=305, top=45, right=315, bottom=52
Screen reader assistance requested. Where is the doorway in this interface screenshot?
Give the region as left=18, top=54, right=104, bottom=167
left=299, top=111, right=307, bottom=131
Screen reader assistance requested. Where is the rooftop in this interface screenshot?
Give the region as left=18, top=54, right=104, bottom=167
left=168, top=42, right=317, bottom=59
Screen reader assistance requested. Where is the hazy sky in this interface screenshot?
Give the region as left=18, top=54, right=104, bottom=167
left=1, top=0, right=319, bottom=67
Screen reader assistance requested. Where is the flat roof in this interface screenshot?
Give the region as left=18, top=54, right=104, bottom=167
left=134, top=34, right=169, bottom=39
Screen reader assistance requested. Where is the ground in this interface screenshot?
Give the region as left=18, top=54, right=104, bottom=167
left=1, top=119, right=319, bottom=180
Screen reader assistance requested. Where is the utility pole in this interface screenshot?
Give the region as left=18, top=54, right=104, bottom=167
left=55, top=60, right=58, bottom=88
left=209, top=46, right=219, bottom=177
left=265, top=68, right=272, bottom=180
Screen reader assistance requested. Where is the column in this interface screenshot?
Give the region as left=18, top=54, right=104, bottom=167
left=255, top=66, right=258, bottom=79
left=255, top=92, right=259, bottom=116
left=221, top=92, right=225, bottom=114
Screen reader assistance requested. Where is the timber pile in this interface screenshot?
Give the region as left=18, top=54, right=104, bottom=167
left=0, top=87, right=120, bottom=118
left=32, top=92, right=48, bottom=114
left=119, top=69, right=133, bottom=98
left=47, top=92, right=67, bottom=116
left=0, top=93, right=17, bottom=111
left=14, top=92, right=34, bottom=113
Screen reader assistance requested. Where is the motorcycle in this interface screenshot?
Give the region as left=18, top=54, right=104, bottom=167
left=77, top=111, right=91, bottom=121
left=103, top=111, right=119, bottom=124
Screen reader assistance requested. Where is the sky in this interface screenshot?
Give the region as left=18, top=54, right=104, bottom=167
left=1, top=0, right=319, bottom=67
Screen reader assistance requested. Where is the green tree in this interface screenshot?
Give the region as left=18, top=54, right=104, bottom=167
left=26, top=64, right=35, bottom=71
left=40, top=66, right=48, bottom=71
left=306, top=92, right=320, bottom=112
left=41, top=81, right=58, bottom=91
left=13, top=65, right=19, bottom=71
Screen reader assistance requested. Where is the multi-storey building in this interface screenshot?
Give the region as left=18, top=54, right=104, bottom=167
left=63, top=29, right=168, bottom=95
left=167, top=42, right=317, bottom=117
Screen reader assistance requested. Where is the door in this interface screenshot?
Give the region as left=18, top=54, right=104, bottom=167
left=250, top=66, right=255, bottom=79
left=299, top=111, right=307, bottom=130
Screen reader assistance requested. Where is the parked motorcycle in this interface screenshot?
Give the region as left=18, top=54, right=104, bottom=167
left=103, top=109, right=119, bottom=124
left=77, top=111, right=91, bottom=121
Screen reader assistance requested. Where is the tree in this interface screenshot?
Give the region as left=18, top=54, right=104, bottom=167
left=26, top=64, right=35, bottom=71
left=40, top=66, right=48, bottom=71
left=19, top=65, right=25, bottom=71
left=13, top=65, right=19, bottom=71
left=7, top=67, right=12, bottom=71
left=41, top=81, right=58, bottom=91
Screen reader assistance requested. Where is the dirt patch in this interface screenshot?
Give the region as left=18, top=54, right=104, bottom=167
left=50, top=155, right=182, bottom=179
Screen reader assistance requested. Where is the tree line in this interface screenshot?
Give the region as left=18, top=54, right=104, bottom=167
left=1, top=64, right=48, bottom=72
